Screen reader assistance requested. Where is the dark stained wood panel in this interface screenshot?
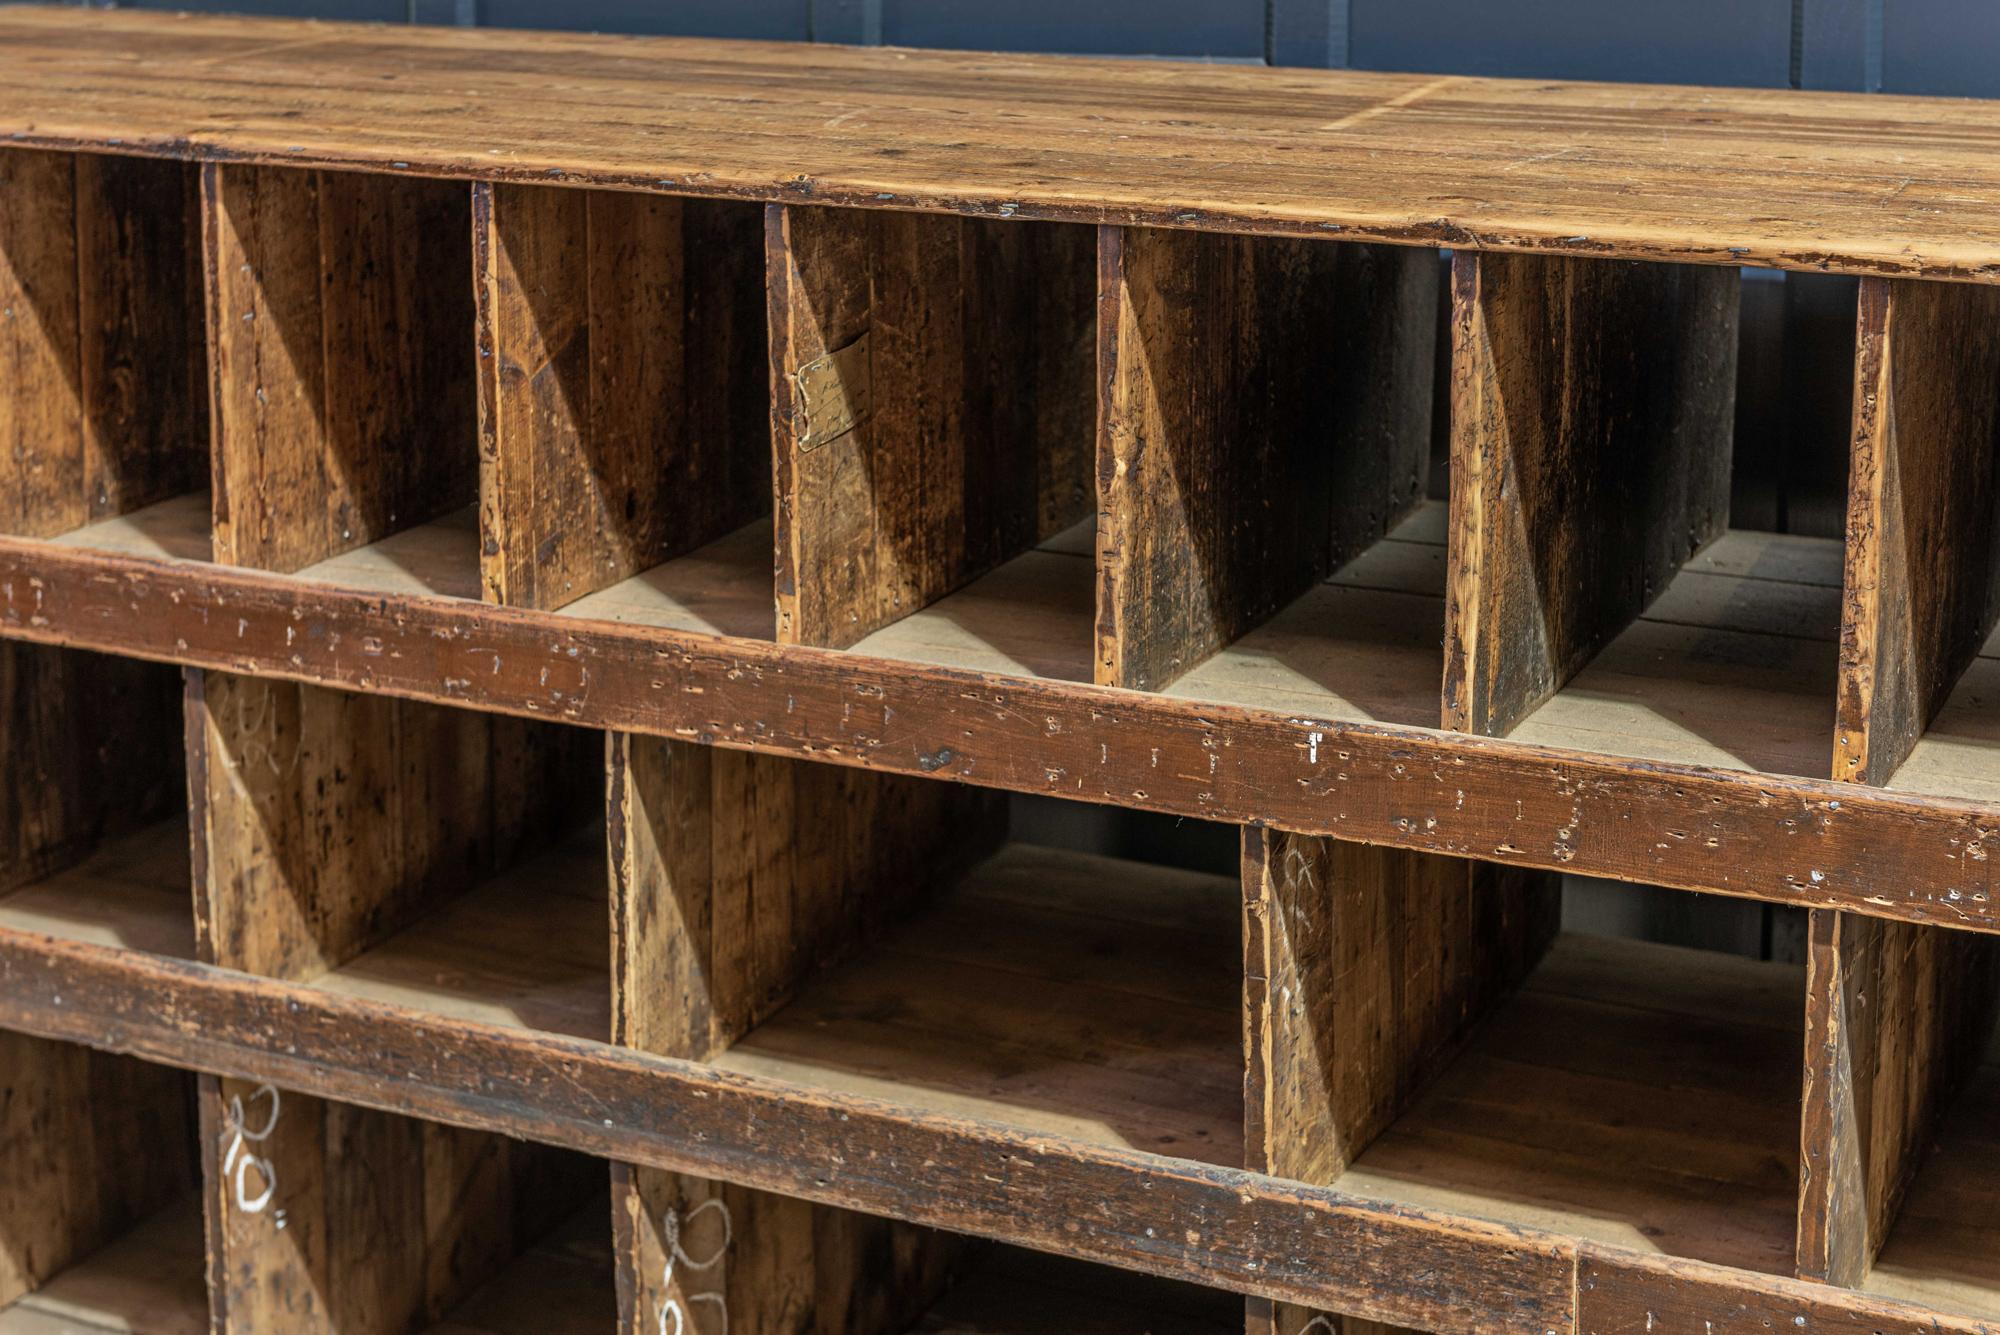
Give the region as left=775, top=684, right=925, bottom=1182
left=12, top=9, right=2000, bottom=280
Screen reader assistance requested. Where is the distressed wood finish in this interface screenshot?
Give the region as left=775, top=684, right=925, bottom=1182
left=474, top=183, right=767, bottom=611
left=769, top=204, right=1093, bottom=648
left=204, top=163, right=475, bottom=573
left=185, top=669, right=600, bottom=1333
left=1837, top=277, right=2000, bottom=786
left=0, top=149, right=203, bottom=539
left=1798, top=912, right=2000, bottom=1286
left=17, top=9, right=2000, bottom=282
left=1097, top=227, right=1436, bottom=690
left=1445, top=251, right=1738, bottom=735
left=7, top=535, right=2000, bottom=932
left=1243, top=829, right=1556, bottom=1335
left=609, top=734, right=1003, bottom=1333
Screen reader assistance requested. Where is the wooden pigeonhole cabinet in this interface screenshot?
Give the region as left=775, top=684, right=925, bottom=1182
left=3, top=8, right=2000, bottom=1332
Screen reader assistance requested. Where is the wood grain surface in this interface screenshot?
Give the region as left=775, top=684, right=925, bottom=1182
left=7, top=9, right=2000, bottom=279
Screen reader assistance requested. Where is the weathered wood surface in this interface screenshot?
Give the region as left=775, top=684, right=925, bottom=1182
left=2, top=537, right=1999, bottom=932
left=205, top=164, right=474, bottom=573
left=609, top=734, right=1000, bottom=1333
left=1243, top=829, right=1553, bottom=1335
left=475, top=183, right=767, bottom=611
left=3, top=928, right=1996, bottom=1335
left=1837, top=276, right=2000, bottom=786
left=12, top=10, right=2000, bottom=280
left=769, top=204, right=1092, bottom=648
left=1798, top=911, right=2000, bottom=1285
left=1096, top=228, right=1434, bottom=690
left=1445, top=251, right=1737, bottom=735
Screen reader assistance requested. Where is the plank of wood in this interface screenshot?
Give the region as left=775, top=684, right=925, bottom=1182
left=1096, top=226, right=1435, bottom=690
left=1445, top=251, right=1737, bottom=736
left=0, top=1039, right=195, bottom=1312
left=18, top=10, right=2000, bottom=281
left=610, top=735, right=1008, bottom=1333
left=1245, top=829, right=1555, bottom=1335
left=0, top=147, right=82, bottom=539
left=1839, top=276, right=2000, bottom=786
left=1336, top=934, right=1803, bottom=1277
left=205, top=164, right=474, bottom=574
left=474, top=183, right=766, bottom=611
left=428, top=1199, right=615, bottom=1335
left=12, top=534, right=2000, bottom=931
left=0, top=820, right=194, bottom=959
left=1798, top=912, right=2000, bottom=1285
left=770, top=204, right=1094, bottom=649
left=46, top=492, right=212, bottom=564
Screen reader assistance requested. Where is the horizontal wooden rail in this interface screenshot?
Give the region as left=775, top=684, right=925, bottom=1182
left=0, top=926, right=1992, bottom=1335
left=0, top=535, right=1996, bottom=935
left=4, top=7, right=2000, bottom=281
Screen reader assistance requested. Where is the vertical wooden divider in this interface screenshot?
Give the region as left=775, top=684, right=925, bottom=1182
left=1443, top=251, right=1738, bottom=735
left=768, top=203, right=1094, bottom=649
left=1243, top=830, right=1560, bottom=1335
left=0, top=148, right=206, bottom=537
left=474, top=182, right=768, bottom=611
left=1798, top=276, right=2000, bottom=1287
left=1096, top=226, right=1436, bottom=691
left=203, top=162, right=473, bottom=573
left=609, top=734, right=1005, bottom=1333
left=184, top=669, right=602, bottom=1332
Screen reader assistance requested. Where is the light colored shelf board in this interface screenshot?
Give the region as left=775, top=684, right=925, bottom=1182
left=1888, top=611, right=2000, bottom=799
left=1337, top=932, right=1804, bottom=1277
left=0, top=1197, right=206, bottom=1335
left=427, top=1198, right=614, bottom=1335
left=0, top=821, right=193, bottom=960
left=913, top=1244, right=1240, bottom=1333
left=1507, top=530, right=1842, bottom=778
left=559, top=520, right=775, bottom=640
left=310, top=824, right=610, bottom=1041
left=297, top=506, right=483, bottom=601
left=1863, top=1037, right=2000, bottom=1321
left=714, top=843, right=1243, bottom=1168
left=1167, top=501, right=1445, bottom=726
left=46, top=493, right=212, bottom=565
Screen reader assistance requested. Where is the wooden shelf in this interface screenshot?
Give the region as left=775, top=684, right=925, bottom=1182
left=0, top=1197, right=206, bottom=1335
left=712, top=843, right=1243, bottom=1167
left=1863, top=1030, right=2000, bottom=1321
left=309, top=823, right=610, bottom=1041
left=1887, top=623, right=2000, bottom=803
left=45, top=493, right=211, bottom=566
left=0, top=821, right=192, bottom=960
left=912, top=1245, right=1239, bottom=1333
left=427, top=1199, right=614, bottom=1335
left=1336, top=932, right=1804, bottom=1276
left=1507, top=530, right=1843, bottom=777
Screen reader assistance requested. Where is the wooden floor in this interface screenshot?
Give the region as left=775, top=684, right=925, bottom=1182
left=310, top=824, right=612, bottom=1041
left=1864, top=1029, right=2000, bottom=1320
left=0, top=1198, right=207, bottom=1335
left=914, top=1245, right=1241, bottom=1333
left=1509, top=530, right=1843, bottom=778
left=1338, top=932, right=1806, bottom=1276
left=428, top=1199, right=616, bottom=1335
left=0, top=821, right=194, bottom=960
left=714, top=843, right=1244, bottom=1168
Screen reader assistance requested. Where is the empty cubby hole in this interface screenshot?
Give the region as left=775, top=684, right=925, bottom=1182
left=1246, top=828, right=1805, bottom=1301
left=766, top=203, right=1097, bottom=663
left=1444, top=250, right=1847, bottom=778
left=1091, top=225, right=1445, bottom=728
left=610, top=740, right=1241, bottom=1169
left=0, top=645, right=190, bottom=960
left=203, top=163, right=479, bottom=589
left=0, top=1042, right=202, bottom=1332
left=1799, top=913, right=2000, bottom=1319
left=198, top=1075, right=611, bottom=1333
left=473, top=181, right=773, bottom=627
left=184, top=671, right=608, bottom=1045
left=0, top=148, right=208, bottom=560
